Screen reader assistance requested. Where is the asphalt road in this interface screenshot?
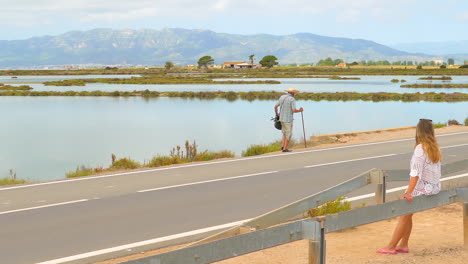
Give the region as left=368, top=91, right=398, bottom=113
left=1, top=131, right=468, bottom=264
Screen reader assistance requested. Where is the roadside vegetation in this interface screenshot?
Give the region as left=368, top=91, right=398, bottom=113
left=305, top=197, right=353, bottom=218
left=0, top=170, right=26, bottom=186
left=401, top=83, right=468, bottom=88
left=242, top=142, right=282, bottom=157
left=66, top=141, right=234, bottom=178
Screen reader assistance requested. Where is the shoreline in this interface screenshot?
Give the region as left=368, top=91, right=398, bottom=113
left=4, top=90, right=468, bottom=102
left=2, top=125, right=467, bottom=187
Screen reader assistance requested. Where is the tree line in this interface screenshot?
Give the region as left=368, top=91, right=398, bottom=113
left=164, top=55, right=461, bottom=70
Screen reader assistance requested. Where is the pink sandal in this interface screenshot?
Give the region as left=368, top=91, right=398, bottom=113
left=376, top=248, right=397, bottom=255
left=395, top=249, right=409, bottom=253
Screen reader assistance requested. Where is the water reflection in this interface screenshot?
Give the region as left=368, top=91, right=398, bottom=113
left=2, top=96, right=467, bottom=181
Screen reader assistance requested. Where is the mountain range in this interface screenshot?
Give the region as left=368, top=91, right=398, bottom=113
left=0, top=28, right=455, bottom=68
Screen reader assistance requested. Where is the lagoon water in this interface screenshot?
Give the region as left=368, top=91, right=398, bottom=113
left=2, top=96, right=468, bottom=182
left=5, top=75, right=468, bottom=94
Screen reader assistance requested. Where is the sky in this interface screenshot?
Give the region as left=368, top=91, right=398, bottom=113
left=1, top=0, right=467, bottom=45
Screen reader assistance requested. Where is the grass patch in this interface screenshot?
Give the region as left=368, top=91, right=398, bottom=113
left=0, top=169, right=26, bottom=185
left=66, top=165, right=95, bottom=178
left=391, top=79, right=400, bottom=83
left=401, top=83, right=468, bottom=88
left=0, top=178, right=26, bottom=185
left=6, top=90, right=468, bottom=102
left=147, top=141, right=234, bottom=167
left=0, top=85, right=33, bottom=90
left=44, top=76, right=281, bottom=86
left=418, top=76, right=452, bottom=80
left=305, top=197, right=352, bottom=218
left=242, top=142, right=282, bottom=157
left=111, top=158, right=141, bottom=169
left=433, top=122, right=447, bottom=128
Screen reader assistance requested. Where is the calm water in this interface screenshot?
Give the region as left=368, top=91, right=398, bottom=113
left=1, top=96, right=468, bottom=182
left=4, top=75, right=468, bottom=94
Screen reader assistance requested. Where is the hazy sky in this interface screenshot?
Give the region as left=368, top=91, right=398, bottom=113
left=1, top=0, right=467, bottom=44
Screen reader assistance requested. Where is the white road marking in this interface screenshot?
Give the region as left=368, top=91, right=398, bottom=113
left=304, top=153, right=397, bottom=168
left=440, top=143, right=468, bottom=149
left=35, top=219, right=252, bottom=264
left=138, top=171, right=278, bottom=193
left=0, top=199, right=88, bottom=215
left=38, top=171, right=468, bottom=264
left=1, top=131, right=467, bottom=192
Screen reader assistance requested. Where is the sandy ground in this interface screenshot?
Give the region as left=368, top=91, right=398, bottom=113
left=95, top=203, right=467, bottom=264
left=95, top=125, right=468, bottom=264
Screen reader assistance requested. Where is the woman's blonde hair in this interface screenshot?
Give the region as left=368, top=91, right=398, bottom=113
left=415, top=119, right=441, bottom=163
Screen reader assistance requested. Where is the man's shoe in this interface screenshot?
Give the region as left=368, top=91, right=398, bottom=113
left=282, top=149, right=292, bottom=152
left=281, top=147, right=284, bottom=150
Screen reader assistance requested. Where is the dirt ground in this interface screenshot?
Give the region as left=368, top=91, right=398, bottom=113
left=96, top=203, right=467, bottom=264
left=96, top=125, right=468, bottom=264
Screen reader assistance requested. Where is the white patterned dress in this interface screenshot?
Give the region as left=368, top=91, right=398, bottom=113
left=409, top=144, right=441, bottom=196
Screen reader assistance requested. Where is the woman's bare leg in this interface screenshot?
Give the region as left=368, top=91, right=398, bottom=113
left=396, top=214, right=413, bottom=251
left=381, top=214, right=412, bottom=252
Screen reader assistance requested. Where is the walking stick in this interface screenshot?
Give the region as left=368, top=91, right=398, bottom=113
left=301, top=111, right=307, bottom=148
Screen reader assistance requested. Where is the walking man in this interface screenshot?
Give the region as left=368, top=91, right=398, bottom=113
left=274, top=88, right=304, bottom=152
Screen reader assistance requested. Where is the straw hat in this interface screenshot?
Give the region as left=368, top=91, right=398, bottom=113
left=285, top=88, right=300, bottom=94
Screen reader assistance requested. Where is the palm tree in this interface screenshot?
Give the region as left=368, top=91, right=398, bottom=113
left=249, top=54, right=255, bottom=65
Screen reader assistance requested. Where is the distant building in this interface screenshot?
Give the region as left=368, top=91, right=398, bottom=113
left=433, top=59, right=444, bottom=65
left=222, top=61, right=261, bottom=69
left=336, top=62, right=347, bottom=68
left=222, top=61, right=247, bottom=68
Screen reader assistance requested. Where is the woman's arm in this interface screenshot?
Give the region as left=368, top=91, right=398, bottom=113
left=403, top=176, right=419, bottom=203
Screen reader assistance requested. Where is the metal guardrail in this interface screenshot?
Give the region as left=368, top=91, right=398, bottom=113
left=122, top=187, right=468, bottom=264
left=191, top=169, right=380, bottom=246
left=192, top=160, right=468, bottom=246
left=121, top=159, right=468, bottom=264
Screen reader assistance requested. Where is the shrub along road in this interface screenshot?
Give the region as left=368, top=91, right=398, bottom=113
left=0, top=131, right=468, bottom=264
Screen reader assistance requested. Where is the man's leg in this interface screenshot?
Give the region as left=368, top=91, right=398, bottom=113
left=282, top=122, right=292, bottom=151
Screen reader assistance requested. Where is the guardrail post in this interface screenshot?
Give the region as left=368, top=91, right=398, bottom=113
left=302, top=220, right=321, bottom=264
left=316, top=216, right=326, bottom=264
left=372, top=170, right=386, bottom=204
left=464, top=202, right=468, bottom=248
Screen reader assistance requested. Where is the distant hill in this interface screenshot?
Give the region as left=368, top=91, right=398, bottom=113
left=0, top=28, right=439, bottom=68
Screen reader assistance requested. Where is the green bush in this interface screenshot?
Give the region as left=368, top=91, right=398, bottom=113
left=464, top=117, right=468, bottom=126
left=433, top=122, right=447, bottom=128
left=447, top=119, right=460, bottom=126
left=459, top=65, right=468, bottom=69
left=0, top=177, right=26, bottom=185
left=147, top=156, right=185, bottom=167
left=242, top=142, right=282, bottom=157
left=111, top=158, right=141, bottom=169
left=440, top=65, right=447, bottom=69
left=66, top=165, right=94, bottom=178
left=390, top=79, right=399, bottom=83
left=306, top=197, right=352, bottom=218
left=195, top=150, right=234, bottom=161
